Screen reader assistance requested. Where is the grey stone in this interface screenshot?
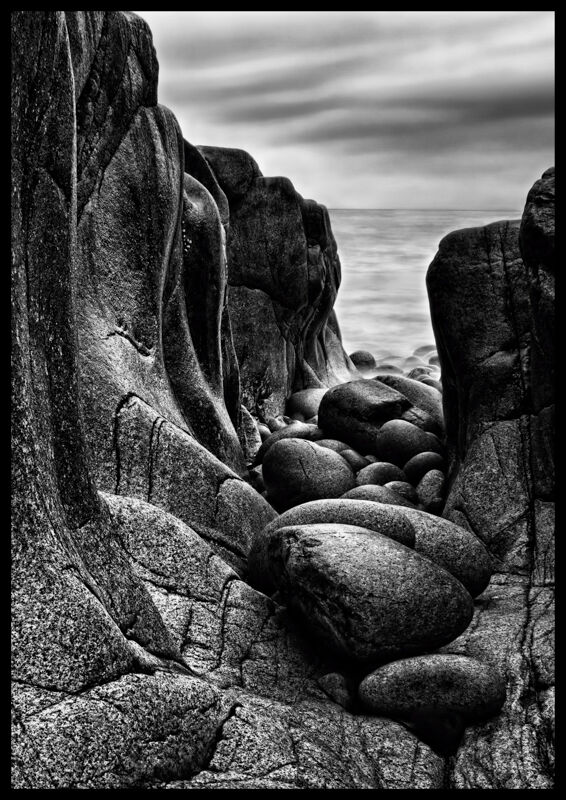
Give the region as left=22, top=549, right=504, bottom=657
left=286, top=388, right=328, bottom=419
left=340, top=449, right=370, bottom=472
left=384, top=481, right=419, bottom=504
left=403, top=451, right=445, bottom=486
left=373, top=420, right=443, bottom=467
left=357, top=462, right=407, bottom=485
left=358, top=654, right=506, bottom=721
left=342, top=485, right=416, bottom=507
left=262, top=438, right=356, bottom=511
left=416, top=469, right=446, bottom=514
left=318, top=379, right=411, bottom=454
left=262, top=524, right=474, bottom=662
left=254, top=421, right=324, bottom=465
left=374, top=374, right=444, bottom=437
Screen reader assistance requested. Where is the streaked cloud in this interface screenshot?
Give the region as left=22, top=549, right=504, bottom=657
left=134, top=11, right=554, bottom=209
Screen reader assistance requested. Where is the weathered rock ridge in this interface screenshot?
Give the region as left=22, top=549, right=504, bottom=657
left=11, top=10, right=553, bottom=790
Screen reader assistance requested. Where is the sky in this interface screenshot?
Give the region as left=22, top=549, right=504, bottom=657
left=134, top=11, right=554, bottom=210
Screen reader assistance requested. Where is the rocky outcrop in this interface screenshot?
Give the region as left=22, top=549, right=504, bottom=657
left=426, top=169, right=554, bottom=788
left=199, top=146, right=361, bottom=420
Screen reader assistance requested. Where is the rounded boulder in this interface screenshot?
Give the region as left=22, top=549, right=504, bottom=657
left=262, top=439, right=355, bottom=511
left=262, top=523, right=474, bottom=662
left=253, top=421, right=324, bottom=466
left=286, top=388, right=328, bottom=421
left=356, top=462, right=407, bottom=486
left=249, top=499, right=416, bottom=594
left=318, top=380, right=410, bottom=455
left=358, top=654, right=505, bottom=720
left=373, top=419, right=443, bottom=467
left=395, top=507, right=493, bottom=597
left=416, top=469, right=446, bottom=513
left=341, top=484, right=416, bottom=507
left=403, top=451, right=445, bottom=486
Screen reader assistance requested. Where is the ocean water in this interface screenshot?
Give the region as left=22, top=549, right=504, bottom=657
left=330, top=209, right=521, bottom=362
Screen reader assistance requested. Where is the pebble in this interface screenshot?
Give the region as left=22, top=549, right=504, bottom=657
left=384, top=481, right=419, bottom=504
left=403, top=451, right=445, bottom=486
left=416, top=469, right=446, bottom=513
left=356, top=462, right=407, bottom=486
left=373, top=419, right=443, bottom=467
left=340, top=449, right=370, bottom=472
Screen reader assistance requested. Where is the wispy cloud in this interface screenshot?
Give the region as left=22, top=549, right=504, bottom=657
left=134, top=10, right=554, bottom=208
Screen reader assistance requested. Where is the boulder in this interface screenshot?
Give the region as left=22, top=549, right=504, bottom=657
left=318, top=380, right=411, bottom=455
left=262, top=438, right=356, bottom=511
left=358, top=654, right=505, bottom=722
left=416, top=469, right=446, bottom=513
left=403, top=452, right=445, bottom=486
left=198, top=145, right=262, bottom=201
left=238, top=405, right=262, bottom=464
left=384, top=481, right=419, bottom=504
left=254, top=421, right=323, bottom=465
left=286, top=388, right=327, bottom=420
left=357, top=462, right=407, bottom=485
left=341, top=485, right=416, bottom=508
left=261, top=524, right=474, bottom=662
left=395, top=507, right=493, bottom=597
left=349, top=350, right=377, bottom=371
left=340, top=449, right=370, bottom=472
left=373, top=374, right=444, bottom=437
left=316, top=438, right=350, bottom=453
left=373, top=420, right=443, bottom=467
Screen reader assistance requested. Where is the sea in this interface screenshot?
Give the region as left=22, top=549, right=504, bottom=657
left=330, top=209, right=522, bottom=363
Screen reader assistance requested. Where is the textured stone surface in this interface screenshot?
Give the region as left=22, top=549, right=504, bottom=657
left=261, top=523, right=473, bottom=662
left=262, top=438, right=356, bottom=511
left=359, top=654, right=505, bottom=720
left=374, top=374, right=445, bottom=436
left=356, top=461, right=407, bottom=485
left=249, top=499, right=416, bottom=594
left=426, top=170, right=554, bottom=787
left=318, top=379, right=410, bottom=454
left=373, top=419, right=443, bottom=466
left=341, top=484, right=416, bottom=507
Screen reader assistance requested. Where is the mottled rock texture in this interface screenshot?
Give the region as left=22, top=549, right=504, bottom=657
left=426, top=168, right=554, bottom=788
left=11, top=10, right=443, bottom=790
left=11, top=8, right=553, bottom=791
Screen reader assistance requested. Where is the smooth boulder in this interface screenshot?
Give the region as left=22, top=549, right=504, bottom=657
left=286, top=388, right=328, bottom=420
left=384, top=481, right=419, bottom=504
left=318, top=380, right=410, bottom=455
left=374, top=374, right=444, bottom=436
left=342, top=484, right=416, bottom=507
left=253, top=421, right=323, bottom=465
left=373, top=420, right=443, bottom=467
left=416, top=469, right=446, bottom=513
left=340, top=449, right=370, bottom=472
left=249, top=499, right=416, bottom=594
left=358, top=654, right=505, bottom=721
left=396, top=507, right=493, bottom=597
left=349, top=350, right=377, bottom=372
left=403, top=451, right=445, bottom=486
left=262, top=439, right=355, bottom=511
left=262, top=524, right=474, bottom=662
left=356, top=462, right=407, bottom=486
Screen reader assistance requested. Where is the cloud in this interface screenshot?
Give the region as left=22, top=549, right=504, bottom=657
left=134, top=10, right=554, bottom=209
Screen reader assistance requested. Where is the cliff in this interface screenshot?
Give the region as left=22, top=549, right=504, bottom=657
left=11, top=11, right=553, bottom=790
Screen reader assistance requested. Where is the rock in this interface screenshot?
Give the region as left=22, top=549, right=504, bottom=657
left=249, top=498, right=415, bottom=595
left=316, top=438, right=350, bottom=453
left=340, top=449, right=370, bottom=472
left=407, top=366, right=435, bottom=380
left=198, top=145, right=262, bottom=201
left=419, top=377, right=443, bottom=392
left=318, top=380, right=411, bottom=455
left=403, top=356, right=427, bottom=369
left=400, top=406, right=440, bottom=434
left=395, top=507, right=493, bottom=597
left=403, top=452, right=445, bottom=486
left=238, top=405, right=262, bottom=464
left=286, top=388, right=328, bottom=420
left=428, top=355, right=440, bottom=366
left=341, top=485, right=416, bottom=508
left=357, top=462, right=407, bottom=485
left=358, top=654, right=506, bottom=722
left=258, top=423, right=271, bottom=441
left=254, top=421, right=323, bottom=465
left=318, top=673, right=354, bottom=710
left=373, top=375, right=444, bottom=437
left=261, top=524, right=474, bottom=662
left=384, top=481, right=418, bottom=504
left=267, top=417, right=287, bottom=432
left=262, top=439, right=355, bottom=511
left=364, top=455, right=378, bottom=464
left=416, top=469, right=446, bottom=513
left=373, top=420, right=443, bottom=467
left=349, top=350, right=377, bottom=371
left=290, top=412, right=305, bottom=422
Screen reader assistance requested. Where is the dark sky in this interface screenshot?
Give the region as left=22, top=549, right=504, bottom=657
left=135, top=11, right=554, bottom=209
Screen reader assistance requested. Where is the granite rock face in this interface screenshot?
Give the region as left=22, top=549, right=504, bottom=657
left=202, top=147, right=361, bottom=420
left=426, top=169, right=555, bottom=788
